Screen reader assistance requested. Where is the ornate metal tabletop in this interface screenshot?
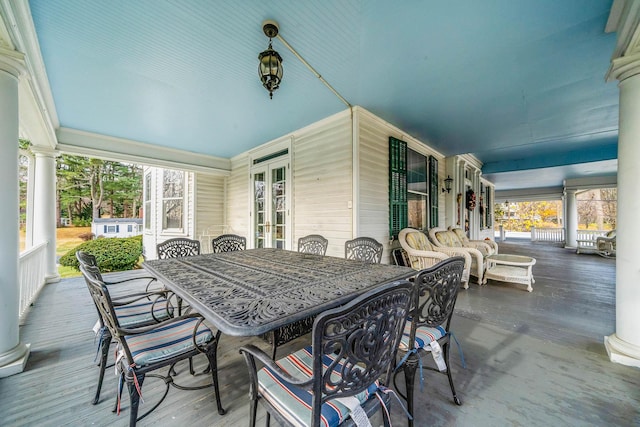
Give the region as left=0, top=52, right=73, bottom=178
left=143, top=248, right=415, bottom=336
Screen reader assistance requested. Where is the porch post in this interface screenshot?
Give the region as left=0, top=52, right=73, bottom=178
left=604, top=2, right=640, bottom=368
left=31, top=147, right=60, bottom=283
left=0, top=48, right=30, bottom=377
left=563, top=188, right=578, bottom=249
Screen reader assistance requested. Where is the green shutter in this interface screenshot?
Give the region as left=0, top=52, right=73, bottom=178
left=389, top=137, right=407, bottom=239
left=428, top=156, right=439, bottom=228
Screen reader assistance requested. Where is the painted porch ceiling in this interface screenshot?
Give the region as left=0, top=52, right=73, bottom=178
left=27, top=0, right=618, bottom=190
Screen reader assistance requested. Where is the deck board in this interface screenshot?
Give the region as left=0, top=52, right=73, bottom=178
left=1, top=240, right=639, bottom=426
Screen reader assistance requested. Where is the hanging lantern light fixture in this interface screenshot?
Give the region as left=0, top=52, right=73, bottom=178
left=258, top=20, right=283, bottom=99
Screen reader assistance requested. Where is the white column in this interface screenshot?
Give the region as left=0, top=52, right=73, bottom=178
left=0, top=48, right=30, bottom=377
left=604, top=63, right=640, bottom=368
left=602, top=2, right=640, bottom=368
left=31, top=147, right=60, bottom=283
left=564, top=189, right=578, bottom=249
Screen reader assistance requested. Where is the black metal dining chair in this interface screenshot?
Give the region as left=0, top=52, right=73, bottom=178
left=240, top=279, right=413, bottom=427
left=76, top=251, right=172, bottom=405
left=80, top=264, right=225, bottom=426
left=211, top=234, right=246, bottom=253
left=345, top=237, right=384, bottom=263
left=157, top=237, right=201, bottom=259
left=394, top=256, right=466, bottom=427
left=298, top=234, right=329, bottom=255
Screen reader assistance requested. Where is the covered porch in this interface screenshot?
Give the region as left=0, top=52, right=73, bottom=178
left=1, top=241, right=637, bottom=426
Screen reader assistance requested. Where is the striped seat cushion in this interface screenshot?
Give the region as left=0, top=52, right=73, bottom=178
left=398, top=322, right=447, bottom=351
left=258, top=346, right=379, bottom=427
left=115, top=298, right=171, bottom=328
left=124, top=318, right=213, bottom=366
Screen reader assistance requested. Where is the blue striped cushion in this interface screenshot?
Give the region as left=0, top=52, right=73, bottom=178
left=124, top=318, right=213, bottom=366
left=115, top=298, right=171, bottom=327
left=398, top=322, right=446, bottom=351
left=258, top=346, right=378, bottom=427
left=258, top=346, right=379, bottom=427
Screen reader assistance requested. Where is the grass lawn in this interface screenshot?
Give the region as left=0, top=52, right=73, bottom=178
left=20, top=226, right=92, bottom=278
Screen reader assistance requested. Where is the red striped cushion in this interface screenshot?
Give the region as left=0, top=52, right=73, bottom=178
left=257, top=346, right=378, bottom=427
left=398, top=322, right=446, bottom=351
left=124, top=318, right=213, bottom=366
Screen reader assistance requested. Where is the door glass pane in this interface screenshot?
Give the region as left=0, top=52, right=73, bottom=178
left=254, top=172, right=265, bottom=249
left=271, top=166, right=286, bottom=248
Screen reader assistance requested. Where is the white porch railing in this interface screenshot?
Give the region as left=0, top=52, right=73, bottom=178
left=530, top=227, right=565, bottom=243
left=576, top=230, right=609, bottom=253
left=18, top=242, right=48, bottom=321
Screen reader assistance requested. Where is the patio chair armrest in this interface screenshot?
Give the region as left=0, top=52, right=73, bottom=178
left=118, top=312, right=203, bottom=335
left=464, top=241, right=492, bottom=256
left=239, top=344, right=313, bottom=388
left=111, top=289, right=170, bottom=305
left=104, top=276, right=157, bottom=286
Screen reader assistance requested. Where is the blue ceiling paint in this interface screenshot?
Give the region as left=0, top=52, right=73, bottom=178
left=27, top=0, right=618, bottom=190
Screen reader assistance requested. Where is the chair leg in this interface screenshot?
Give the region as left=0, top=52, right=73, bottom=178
left=208, top=331, right=226, bottom=415
left=94, top=334, right=111, bottom=404
left=113, top=372, right=125, bottom=413
left=402, top=353, right=419, bottom=427
left=249, top=394, right=258, bottom=427
left=443, top=341, right=461, bottom=405
left=270, top=330, right=278, bottom=360
left=127, top=372, right=145, bottom=427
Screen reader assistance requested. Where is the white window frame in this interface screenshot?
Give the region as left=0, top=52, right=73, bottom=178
left=144, top=172, right=152, bottom=232
left=161, top=169, right=185, bottom=233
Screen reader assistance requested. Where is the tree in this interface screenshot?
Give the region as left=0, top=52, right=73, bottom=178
left=57, top=154, right=143, bottom=224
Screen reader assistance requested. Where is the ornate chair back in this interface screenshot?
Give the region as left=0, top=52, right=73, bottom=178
left=396, top=256, right=466, bottom=425
left=240, top=279, right=413, bottom=427
left=157, top=237, right=201, bottom=259
left=345, top=237, right=384, bottom=263
left=211, top=234, right=246, bottom=253
left=297, top=234, right=328, bottom=255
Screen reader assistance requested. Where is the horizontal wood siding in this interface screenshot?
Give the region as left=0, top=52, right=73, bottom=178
left=293, top=115, right=352, bottom=257
left=226, top=155, right=250, bottom=242
left=195, top=173, right=226, bottom=252
left=356, top=108, right=446, bottom=263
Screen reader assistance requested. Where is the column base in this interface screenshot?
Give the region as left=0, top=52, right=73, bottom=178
left=604, top=333, right=640, bottom=368
left=45, top=273, right=61, bottom=284
left=0, top=342, right=31, bottom=378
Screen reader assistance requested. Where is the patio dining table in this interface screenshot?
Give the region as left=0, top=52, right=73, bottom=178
left=142, top=248, right=416, bottom=337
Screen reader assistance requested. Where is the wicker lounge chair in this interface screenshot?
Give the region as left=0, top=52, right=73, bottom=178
left=398, top=228, right=471, bottom=288
left=428, top=227, right=486, bottom=285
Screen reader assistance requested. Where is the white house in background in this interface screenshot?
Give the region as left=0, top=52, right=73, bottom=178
left=142, top=107, right=495, bottom=261
left=91, top=218, right=143, bottom=238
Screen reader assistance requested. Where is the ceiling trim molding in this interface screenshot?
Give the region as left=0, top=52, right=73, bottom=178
left=0, top=0, right=58, bottom=148
left=606, top=0, right=640, bottom=81
left=495, top=187, right=564, bottom=202
left=56, top=127, right=231, bottom=176
left=564, top=175, right=617, bottom=190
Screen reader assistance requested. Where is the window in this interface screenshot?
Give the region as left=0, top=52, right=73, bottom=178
left=407, top=148, right=429, bottom=231
left=144, top=172, right=152, bottom=230
left=104, top=225, right=119, bottom=233
left=127, top=224, right=133, bottom=232
left=389, top=137, right=438, bottom=237
left=162, top=169, right=184, bottom=230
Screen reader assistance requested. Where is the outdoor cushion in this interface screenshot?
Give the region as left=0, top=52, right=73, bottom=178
left=257, top=346, right=379, bottom=427
left=124, top=318, right=213, bottom=366
left=435, top=231, right=462, bottom=248
left=115, top=298, right=171, bottom=327
left=398, top=322, right=447, bottom=351
left=405, top=231, right=434, bottom=251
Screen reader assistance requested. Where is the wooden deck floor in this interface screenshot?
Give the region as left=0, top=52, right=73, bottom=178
left=1, top=240, right=639, bottom=426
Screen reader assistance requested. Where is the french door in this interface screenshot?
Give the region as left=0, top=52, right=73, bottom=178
left=252, top=159, right=290, bottom=249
